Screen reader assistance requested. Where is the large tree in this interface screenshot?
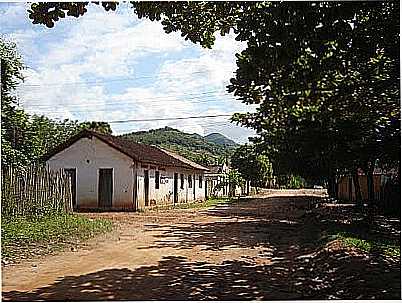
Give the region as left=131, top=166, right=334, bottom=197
left=1, top=38, right=30, bottom=166
left=28, top=2, right=400, bottom=202
left=231, top=144, right=273, bottom=188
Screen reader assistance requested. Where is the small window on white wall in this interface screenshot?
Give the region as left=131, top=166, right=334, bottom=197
left=199, top=175, right=203, bottom=188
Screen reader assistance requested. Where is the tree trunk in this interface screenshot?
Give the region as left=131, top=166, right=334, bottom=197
left=334, top=175, right=339, bottom=200
left=365, top=162, right=376, bottom=225
left=327, top=176, right=333, bottom=198
left=367, top=163, right=375, bottom=206
left=327, top=175, right=337, bottom=199
left=352, top=168, right=363, bottom=206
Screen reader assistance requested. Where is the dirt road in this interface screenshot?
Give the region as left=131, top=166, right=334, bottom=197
left=2, top=191, right=400, bottom=300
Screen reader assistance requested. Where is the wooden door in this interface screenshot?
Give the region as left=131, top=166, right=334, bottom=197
left=174, top=173, right=178, bottom=204
left=144, top=170, right=149, bottom=206
left=98, top=168, right=113, bottom=208
left=64, top=168, right=76, bottom=209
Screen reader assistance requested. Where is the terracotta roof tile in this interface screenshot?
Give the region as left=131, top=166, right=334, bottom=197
left=155, top=147, right=209, bottom=171
left=42, top=129, right=208, bottom=171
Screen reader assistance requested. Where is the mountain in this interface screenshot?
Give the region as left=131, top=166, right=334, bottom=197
left=120, top=127, right=236, bottom=166
left=204, top=133, right=238, bottom=147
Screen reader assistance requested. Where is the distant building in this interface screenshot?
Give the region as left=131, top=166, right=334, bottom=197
left=43, top=130, right=208, bottom=211
left=205, top=164, right=230, bottom=197
left=205, top=163, right=245, bottom=197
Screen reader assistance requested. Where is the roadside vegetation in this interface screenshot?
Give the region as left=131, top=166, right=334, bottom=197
left=334, top=232, right=400, bottom=258
left=2, top=214, right=112, bottom=264
left=147, top=197, right=233, bottom=212
left=1, top=38, right=114, bottom=266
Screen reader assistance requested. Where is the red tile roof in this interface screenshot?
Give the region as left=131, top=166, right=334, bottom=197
left=42, top=129, right=208, bottom=171
left=156, top=147, right=209, bottom=171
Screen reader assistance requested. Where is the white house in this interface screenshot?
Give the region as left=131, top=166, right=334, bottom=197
left=43, top=129, right=208, bottom=211
left=205, top=163, right=245, bottom=197
left=205, top=164, right=230, bottom=197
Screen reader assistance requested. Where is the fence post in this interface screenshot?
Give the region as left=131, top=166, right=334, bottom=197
left=1, top=165, right=73, bottom=217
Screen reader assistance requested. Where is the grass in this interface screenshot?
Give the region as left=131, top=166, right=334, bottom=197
left=335, top=232, right=400, bottom=258
left=1, top=214, right=113, bottom=261
left=148, top=197, right=234, bottom=212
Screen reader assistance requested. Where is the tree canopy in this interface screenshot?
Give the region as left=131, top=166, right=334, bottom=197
left=231, top=144, right=273, bottom=187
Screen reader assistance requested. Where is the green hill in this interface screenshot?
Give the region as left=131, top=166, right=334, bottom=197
left=120, top=127, right=236, bottom=166
left=204, top=133, right=238, bottom=147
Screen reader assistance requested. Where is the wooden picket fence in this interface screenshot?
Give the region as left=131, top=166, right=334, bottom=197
left=1, top=165, right=73, bottom=217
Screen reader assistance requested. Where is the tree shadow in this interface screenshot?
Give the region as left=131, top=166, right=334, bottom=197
left=138, top=196, right=380, bottom=252
left=3, top=253, right=399, bottom=301
left=3, top=196, right=400, bottom=301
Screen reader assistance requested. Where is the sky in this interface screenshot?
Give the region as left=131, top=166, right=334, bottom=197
left=0, top=2, right=257, bottom=144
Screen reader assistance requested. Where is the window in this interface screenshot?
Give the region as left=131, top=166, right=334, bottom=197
left=155, top=171, right=160, bottom=189
left=188, top=175, right=192, bottom=188
left=199, top=175, right=203, bottom=188
left=180, top=173, right=184, bottom=189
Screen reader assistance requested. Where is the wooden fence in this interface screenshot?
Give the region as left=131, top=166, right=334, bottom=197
left=2, top=165, right=73, bottom=217
left=337, top=174, right=401, bottom=213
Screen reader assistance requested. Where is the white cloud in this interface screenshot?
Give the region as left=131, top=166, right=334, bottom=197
left=39, top=6, right=188, bottom=78
left=3, top=3, right=256, bottom=143
left=15, top=4, right=189, bottom=119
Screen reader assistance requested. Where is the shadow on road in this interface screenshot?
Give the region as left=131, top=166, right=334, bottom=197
left=2, top=196, right=400, bottom=301
left=3, top=252, right=399, bottom=301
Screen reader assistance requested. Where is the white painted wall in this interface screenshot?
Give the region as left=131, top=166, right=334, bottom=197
left=47, top=136, right=135, bottom=209
left=47, top=135, right=207, bottom=211
left=136, top=165, right=206, bottom=209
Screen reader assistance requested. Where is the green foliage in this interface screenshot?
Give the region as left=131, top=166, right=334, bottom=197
left=0, top=37, right=24, bottom=97
left=28, top=2, right=240, bottom=48
left=277, top=175, right=306, bottom=189
left=149, top=197, right=232, bottom=211
left=335, top=232, right=400, bottom=258
left=213, top=169, right=244, bottom=197
left=228, top=169, right=244, bottom=189
left=1, top=214, right=112, bottom=260
left=231, top=144, right=273, bottom=187
left=1, top=37, right=29, bottom=167
left=204, top=133, right=237, bottom=147
left=225, top=2, right=400, bottom=194
left=79, top=121, right=112, bottom=135
left=121, top=127, right=236, bottom=166
left=27, top=116, right=82, bottom=160
left=28, top=2, right=118, bottom=28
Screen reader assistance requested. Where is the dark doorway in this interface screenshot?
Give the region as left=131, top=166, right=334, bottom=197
left=193, top=174, right=196, bottom=200
left=144, top=170, right=149, bottom=206
left=174, top=173, right=178, bottom=204
left=133, top=168, right=138, bottom=211
left=348, top=176, right=353, bottom=201
left=98, top=168, right=113, bottom=208
left=64, top=168, right=76, bottom=209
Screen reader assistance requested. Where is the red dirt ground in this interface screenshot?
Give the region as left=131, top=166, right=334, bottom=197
left=2, top=190, right=400, bottom=300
